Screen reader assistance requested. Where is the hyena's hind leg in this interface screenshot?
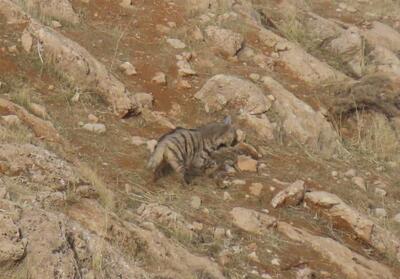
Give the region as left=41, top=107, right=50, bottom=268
left=167, top=157, right=190, bottom=186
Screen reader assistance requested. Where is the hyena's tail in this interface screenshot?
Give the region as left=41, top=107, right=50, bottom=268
left=147, top=142, right=165, bottom=169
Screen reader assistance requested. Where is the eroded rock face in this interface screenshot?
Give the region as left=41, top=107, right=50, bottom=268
left=0, top=213, right=26, bottom=267
left=305, top=191, right=400, bottom=262
left=195, top=74, right=272, bottom=114
left=0, top=143, right=78, bottom=188
left=278, top=222, right=395, bottom=279
left=230, top=207, right=277, bottom=234
left=262, top=77, right=340, bottom=155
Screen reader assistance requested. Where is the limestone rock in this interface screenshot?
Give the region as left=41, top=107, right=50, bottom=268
left=236, top=155, right=257, bottom=172
left=82, top=123, right=106, bottom=134
left=271, top=180, right=305, bottom=208
left=205, top=25, right=244, bottom=57
left=230, top=207, right=276, bottom=234
left=195, top=75, right=272, bottom=114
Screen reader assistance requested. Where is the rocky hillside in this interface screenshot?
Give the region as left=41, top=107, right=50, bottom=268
left=0, top=0, right=400, bottom=278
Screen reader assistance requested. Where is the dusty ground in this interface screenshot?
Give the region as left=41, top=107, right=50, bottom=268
left=1, top=0, right=400, bottom=278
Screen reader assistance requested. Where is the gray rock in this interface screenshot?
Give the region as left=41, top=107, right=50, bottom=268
left=82, top=123, right=106, bottom=134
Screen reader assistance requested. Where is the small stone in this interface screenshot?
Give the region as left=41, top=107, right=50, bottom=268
left=146, top=139, right=158, bottom=153
left=344, top=169, right=357, bottom=177
left=88, top=114, right=98, bottom=123
left=190, top=196, right=201, bottom=209
left=249, top=183, right=263, bottom=197
left=0, top=186, right=7, bottom=199
left=202, top=208, right=209, bottom=214
left=48, top=85, right=54, bottom=90
left=2, top=115, right=21, bottom=125
left=224, top=164, right=236, bottom=174
left=177, top=79, right=191, bottom=89
left=192, top=221, right=203, bottom=231
left=235, top=129, right=246, bottom=142
left=51, top=20, right=62, bottom=28
left=393, top=213, right=400, bottom=223
left=271, top=258, right=280, bottom=266
left=248, top=251, right=260, bottom=263
left=21, top=30, right=32, bottom=52
left=30, top=103, right=48, bottom=119
left=131, top=136, right=147, bottom=146
left=120, top=0, right=133, bottom=8
left=352, top=176, right=366, bottom=191
left=166, top=38, right=186, bottom=49
left=374, top=188, right=387, bottom=197
left=152, top=72, right=167, bottom=85
left=177, top=60, right=196, bottom=76
left=71, top=92, right=80, bottom=102
left=232, top=179, right=246, bottom=185
left=236, top=155, right=257, bottom=172
left=331, top=171, right=338, bottom=177
left=296, top=267, right=316, bottom=279
left=223, top=191, right=233, bottom=201
left=8, top=45, right=17, bottom=53
left=119, top=62, right=137, bottom=76
left=167, top=21, right=176, bottom=28
left=82, top=123, right=106, bottom=134
left=249, top=73, right=260, bottom=82
left=214, top=227, right=225, bottom=239
left=373, top=208, right=387, bottom=218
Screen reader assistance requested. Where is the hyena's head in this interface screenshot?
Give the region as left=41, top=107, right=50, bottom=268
left=203, top=116, right=237, bottom=149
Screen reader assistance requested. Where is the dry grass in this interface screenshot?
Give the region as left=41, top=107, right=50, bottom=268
left=10, top=87, right=32, bottom=110
left=77, top=163, right=115, bottom=211
left=351, top=111, right=400, bottom=163
left=0, top=123, right=33, bottom=144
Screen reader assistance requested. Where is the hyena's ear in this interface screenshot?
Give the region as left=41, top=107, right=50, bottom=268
left=223, top=115, right=232, bottom=125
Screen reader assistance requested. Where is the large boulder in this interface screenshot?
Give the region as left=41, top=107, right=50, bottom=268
left=195, top=74, right=272, bottom=114
left=27, top=23, right=140, bottom=118
left=262, top=77, right=340, bottom=155
left=363, top=21, right=400, bottom=53
left=271, top=180, right=305, bottom=208
left=230, top=207, right=277, bottom=234
left=256, top=28, right=349, bottom=84
left=205, top=25, right=244, bottom=57
left=305, top=191, right=400, bottom=262
left=0, top=98, right=61, bottom=142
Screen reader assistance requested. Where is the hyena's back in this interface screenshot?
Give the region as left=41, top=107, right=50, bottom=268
left=147, top=128, right=202, bottom=174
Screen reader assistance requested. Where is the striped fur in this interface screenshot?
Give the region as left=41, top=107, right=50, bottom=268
left=148, top=116, right=236, bottom=185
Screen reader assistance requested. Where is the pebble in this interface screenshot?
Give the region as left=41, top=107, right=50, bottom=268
left=352, top=176, right=366, bottom=191
left=249, top=183, right=263, bottom=196
left=82, top=123, right=106, bottom=134
left=152, top=72, right=167, bottom=85
left=190, top=196, right=201, bottom=209
left=166, top=38, right=186, bottom=49
left=374, top=188, right=387, bottom=197
left=223, top=191, right=233, bottom=201
left=373, top=208, right=387, bottom=218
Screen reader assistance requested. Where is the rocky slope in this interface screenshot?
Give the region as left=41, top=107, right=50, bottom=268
left=0, top=0, right=400, bottom=278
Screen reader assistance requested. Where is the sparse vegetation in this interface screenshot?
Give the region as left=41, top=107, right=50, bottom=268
left=77, top=163, right=115, bottom=211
